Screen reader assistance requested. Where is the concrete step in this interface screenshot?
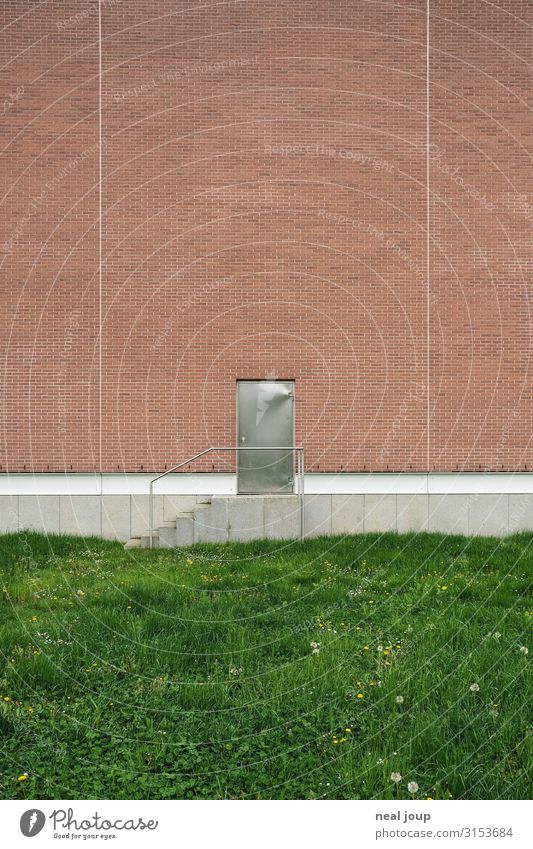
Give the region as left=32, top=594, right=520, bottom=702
left=211, top=495, right=298, bottom=501
left=159, top=525, right=179, bottom=548
left=194, top=495, right=300, bottom=543
left=175, top=512, right=194, bottom=546
left=193, top=498, right=228, bottom=543
left=125, top=494, right=302, bottom=549
left=140, top=533, right=159, bottom=548
left=174, top=503, right=212, bottom=545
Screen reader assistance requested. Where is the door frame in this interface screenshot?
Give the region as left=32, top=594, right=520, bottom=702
left=235, top=379, right=296, bottom=494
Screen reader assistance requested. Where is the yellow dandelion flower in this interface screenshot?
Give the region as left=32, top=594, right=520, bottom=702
left=18, top=774, right=28, bottom=782
left=441, top=586, right=447, bottom=591
left=357, top=693, right=364, bottom=699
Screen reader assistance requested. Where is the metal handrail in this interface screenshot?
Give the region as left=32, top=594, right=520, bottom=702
left=149, top=446, right=305, bottom=548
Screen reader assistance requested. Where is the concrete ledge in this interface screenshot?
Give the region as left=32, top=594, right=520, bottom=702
left=60, top=496, right=101, bottom=537
left=428, top=495, right=469, bottom=536
left=0, top=496, right=18, bottom=533
left=102, top=496, right=131, bottom=541
left=6, top=472, right=533, bottom=496
left=131, top=495, right=164, bottom=538
left=509, top=493, right=533, bottom=533
left=228, top=496, right=264, bottom=541
left=469, top=494, right=508, bottom=537
left=304, top=494, right=332, bottom=537
left=365, top=494, right=397, bottom=533
left=19, top=496, right=59, bottom=534
left=397, top=494, right=428, bottom=533
left=331, top=494, right=364, bottom=534
left=1, top=491, right=532, bottom=542
left=264, top=496, right=299, bottom=539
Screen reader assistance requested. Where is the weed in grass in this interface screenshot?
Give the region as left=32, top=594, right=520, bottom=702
left=0, top=531, right=530, bottom=799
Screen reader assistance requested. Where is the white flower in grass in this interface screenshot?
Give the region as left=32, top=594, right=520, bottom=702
left=395, top=695, right=404, bottom=704
left=310, top=641, right=320, bottom=655
left=519, top=646, right=528, bottom=655
left=493, top=632, right=502, bottom=640
left=390, top=772, right=402, bottom=783
left=470, top=682, right=480, bottom=692
left=408, top=781, right=419, bottom=794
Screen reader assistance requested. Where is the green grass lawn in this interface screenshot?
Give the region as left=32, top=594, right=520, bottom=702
left=0, top=530, right=531, bottom=800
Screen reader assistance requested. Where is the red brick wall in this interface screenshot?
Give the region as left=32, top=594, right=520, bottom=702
left=429, top=1, right=533, bottom=471
left=1, top=0, right=99, bottom=473
left=1, top=1, right=532, bottom=473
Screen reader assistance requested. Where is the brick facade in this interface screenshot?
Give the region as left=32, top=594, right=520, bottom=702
left=1, top=1, right=532, bottom=474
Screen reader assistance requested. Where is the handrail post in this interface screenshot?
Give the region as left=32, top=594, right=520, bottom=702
left=297, top=448, right=300, bottom=539
left=300, top=448, right=305, bottom=541
left=149, top=480, right=153, bottom=550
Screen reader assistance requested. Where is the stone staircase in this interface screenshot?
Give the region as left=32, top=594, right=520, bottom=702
left=124, top=494, right=301, bottom=548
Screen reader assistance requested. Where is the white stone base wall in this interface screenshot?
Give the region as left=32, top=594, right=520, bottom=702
left=1, top=491, right=532, bottom=542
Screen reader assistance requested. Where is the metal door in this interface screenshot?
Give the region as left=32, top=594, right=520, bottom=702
left=237, top=381, right=295, bottom=493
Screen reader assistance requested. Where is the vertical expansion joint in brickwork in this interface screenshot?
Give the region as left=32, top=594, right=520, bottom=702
left=98, top=0, right=103, bottom=475
left=426, top=0, right=431, bottom=476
